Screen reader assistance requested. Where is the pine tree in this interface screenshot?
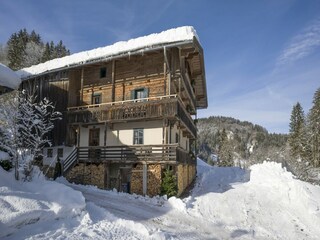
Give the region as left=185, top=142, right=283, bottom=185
left=308, top=88, right=320, bottom=167
left=161, top=168, right=178, bottom=197
left=218, top=129, right=233, bottom=166
left=7, top=32, right=25, bottom=70
left=6, top=29, right=70, bottom=69
left=41, top=42, right=51, bottom=62
left=288, top=102, right=306, bottom=160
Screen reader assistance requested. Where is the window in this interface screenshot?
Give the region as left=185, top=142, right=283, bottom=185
left=100, top=67, right=107, bottom=78
left=58, top=148, right=63, bottom=158
left=133, top=128, right=144, bottom=145
left=47, top=149, right=53, bottom=158
left=92, top=93, right=101, bottom=104
left=131, top=88, right=149, bottom=101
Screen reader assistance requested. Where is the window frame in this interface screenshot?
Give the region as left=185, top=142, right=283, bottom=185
left=58, top=148, right=63, bottom=158
left=92, top=93, right=102, bottom=105
left=47, top=149, right=53, bottom=158
left=133, top=128, right=144, bottom=145
left=131, top=87, right=149, bottom=101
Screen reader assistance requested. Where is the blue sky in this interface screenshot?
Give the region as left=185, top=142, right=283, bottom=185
left=1, top=0, right=320, bottom=133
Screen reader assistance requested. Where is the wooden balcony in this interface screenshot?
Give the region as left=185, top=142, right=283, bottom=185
left=74, top=144, right=195, bottom=164
left=67, top=95, right=197, bottom=138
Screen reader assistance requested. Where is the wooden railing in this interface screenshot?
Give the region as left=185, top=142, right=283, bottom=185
left=76, top=144, right=190, bottom=163
left=62, top=148, right=78, bottom=174
left=67, top=95, right=197, bottom=138
left=68, top=95, right=178, bottom=111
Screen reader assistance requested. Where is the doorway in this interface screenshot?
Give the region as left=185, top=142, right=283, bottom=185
left=89, top=128, right=100, bottom=160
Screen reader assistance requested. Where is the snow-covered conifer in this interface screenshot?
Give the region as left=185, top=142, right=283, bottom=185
left=308, top=88, right=320, bottom=167
left=288, top=102, right=306, bottom=160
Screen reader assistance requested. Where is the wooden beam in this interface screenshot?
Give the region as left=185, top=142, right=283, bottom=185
left=80, top=68, right=84, bottom=104
left=111, top=60, right=116, bottom=102
left=143, top=163, right=147, bottom=195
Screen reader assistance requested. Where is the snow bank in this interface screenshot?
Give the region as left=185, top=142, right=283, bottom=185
left=0, top=167, right=85, bottom=238
left=17, top=26, right=198, bottom=78
left=182, top=160, right=320, bottom=239
left=0, top=63, right=21, bottom=89
left=0, top=151, right=10, bottom=161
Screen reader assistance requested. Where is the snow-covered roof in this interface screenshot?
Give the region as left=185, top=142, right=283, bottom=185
left=17, top=26, right=198, bottom=78
left=0, top=63, right=21, bottom=89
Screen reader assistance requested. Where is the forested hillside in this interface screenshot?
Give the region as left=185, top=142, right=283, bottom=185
left=0, top=29, right=70, bottom=70
left=197, top=116, right=289, bottom=167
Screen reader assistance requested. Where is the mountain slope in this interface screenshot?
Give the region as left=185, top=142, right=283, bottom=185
left=197, top=116, right=289, bottom=165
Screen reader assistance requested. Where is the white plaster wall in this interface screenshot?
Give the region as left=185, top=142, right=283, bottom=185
left=169, top=123, right=189, bottom=151
left=43, top=146, right=75, bottom=166
left=78, top=121, right=163, bottom=147
left=109, top=121, right=163, bottom=146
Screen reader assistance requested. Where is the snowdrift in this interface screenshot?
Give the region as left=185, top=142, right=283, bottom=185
left=1, top=159, right=320, bottom=239
left=181, top=160, right=320, bottom=239
left=0, top=167, right=85, bottom=238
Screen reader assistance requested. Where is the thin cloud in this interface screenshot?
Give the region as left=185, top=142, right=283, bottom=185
left=277, top=17, right=320, bottom=66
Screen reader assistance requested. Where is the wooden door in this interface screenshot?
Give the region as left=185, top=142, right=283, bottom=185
left=89, top=128, right=100, bottom=160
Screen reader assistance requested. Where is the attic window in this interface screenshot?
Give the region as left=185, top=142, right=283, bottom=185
left=100, top=67, right=107, bottom=78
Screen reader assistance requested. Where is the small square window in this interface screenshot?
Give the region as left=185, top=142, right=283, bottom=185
left=47, top=149, right=53, bottom=158
left=92, top=93, right=101, bottom=104
left=58, top=148, right=63, bottom=158
left=100, top=67, right=107, bottom=78
left=133, top=128, right=144, bottom=145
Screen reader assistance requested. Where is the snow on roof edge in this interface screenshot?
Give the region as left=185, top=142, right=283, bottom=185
left=0, top=63, right=21, bottom=89
left=17, top=26, right=198, bottom=78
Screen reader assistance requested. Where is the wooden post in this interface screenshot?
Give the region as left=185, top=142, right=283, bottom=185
left=106, top=163, right=110, bottom=189
left=163, top=62, right=167, bottom=95
left=77, top=125, right=81, bottom=147
left=143, top=163, right=148, bottom=195
left=111, top=60, right=116, bottom=102
left=80, top=68, right=84, bottom=104
left=104, top=122, right=107, bottom=146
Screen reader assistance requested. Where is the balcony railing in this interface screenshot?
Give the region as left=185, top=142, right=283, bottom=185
left=68, top=95, right=197, bottom=138
left=73, top=144, right=194, bottom=164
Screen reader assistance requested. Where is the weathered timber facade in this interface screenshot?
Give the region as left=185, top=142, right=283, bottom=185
left=19, top=27, right=207, bottom=196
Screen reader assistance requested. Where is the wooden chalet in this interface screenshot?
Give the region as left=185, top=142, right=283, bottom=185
left=18, top=26, right=208, bottom=196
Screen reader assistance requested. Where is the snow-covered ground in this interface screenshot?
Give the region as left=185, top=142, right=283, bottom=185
left=1, top=159, right=320, bottom=239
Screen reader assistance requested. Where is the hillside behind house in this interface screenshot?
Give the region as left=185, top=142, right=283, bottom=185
left=196, top=116, right=320, bottom=184
left=197, top=116, right=289, bottom=165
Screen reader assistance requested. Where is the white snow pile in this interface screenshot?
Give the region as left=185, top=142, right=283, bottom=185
left=17, top=26, right=198, bottom=78
left=1, top=159, right=320, bottom=239
left=184, top=160, right=320, bottom=239
left=0, top=63, right=21, bottom=89
left=0, top=167, right=85, bottom=238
